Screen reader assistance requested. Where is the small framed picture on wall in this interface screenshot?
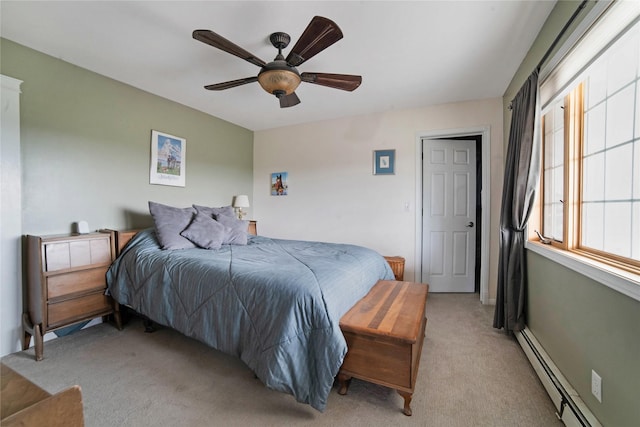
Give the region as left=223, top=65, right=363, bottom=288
left=271, top=172, right=288, bottom=195
left=373, top=149, right=395, bottom=175
left=150, top=130, right=186, bottom=187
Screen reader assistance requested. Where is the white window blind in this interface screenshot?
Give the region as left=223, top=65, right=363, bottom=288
left=541, top=0, right=640, bottom=109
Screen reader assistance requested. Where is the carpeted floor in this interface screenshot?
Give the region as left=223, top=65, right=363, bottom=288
left=2, top=293, right=562, bottom=426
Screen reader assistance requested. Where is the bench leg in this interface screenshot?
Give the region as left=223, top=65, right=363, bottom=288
left=337, top=372, right=352, bottom=395
left=397, top=390, right=413, bottom=416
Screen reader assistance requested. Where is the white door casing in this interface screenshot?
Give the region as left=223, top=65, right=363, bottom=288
left=422, top=139, right=476, bottom=292
left=1, top=75, right=23, bottom=356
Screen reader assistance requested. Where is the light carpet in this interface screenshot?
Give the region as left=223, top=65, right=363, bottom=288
left=2, top=293, right=562, bottom=426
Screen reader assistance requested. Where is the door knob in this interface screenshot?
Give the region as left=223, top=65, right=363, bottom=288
left=466, top=222, right=474, bottom=228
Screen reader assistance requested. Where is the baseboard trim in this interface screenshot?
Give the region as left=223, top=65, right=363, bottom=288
left=516, top=328, right=602, bottom=427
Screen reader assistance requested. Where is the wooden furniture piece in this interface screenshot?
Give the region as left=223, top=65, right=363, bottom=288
left=338, top=280, right=428, bottom=416
left=247, top=220, right=257, bottom=236
left=383, top=256, right=405, bottom=281
left=114, top=229, right=139, bottom=254
left=24, top=231, right=121, bottom=361
left=1, top=363, right=84, bottom=426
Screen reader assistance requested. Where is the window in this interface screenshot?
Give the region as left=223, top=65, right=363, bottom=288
left=542, top=99, right=565, bottom=242
left=537, top=13, right=640, bottom=273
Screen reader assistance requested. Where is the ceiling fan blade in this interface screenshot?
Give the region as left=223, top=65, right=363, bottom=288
left=204, top=77, right=258, bottom=91
left=301, top=73, right=362, bottom=91
left=279, top=92, right=301, bottom=108
left=285, top=16, right=343, bottom=67
left=193, top=29, right=266, bottom=68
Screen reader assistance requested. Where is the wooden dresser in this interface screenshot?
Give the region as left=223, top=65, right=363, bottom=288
left=338, top=280, right=428, bottom=416
left=24, top=231, right=121, bottom=361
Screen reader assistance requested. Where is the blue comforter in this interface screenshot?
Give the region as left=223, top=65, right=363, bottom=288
left=106, top=229, right=394, bottom=411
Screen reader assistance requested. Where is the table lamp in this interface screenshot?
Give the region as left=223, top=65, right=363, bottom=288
left=232, top=195, right=250, bottom=219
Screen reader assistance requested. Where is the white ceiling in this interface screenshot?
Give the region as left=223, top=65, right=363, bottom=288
left=1, top=1, right=555, bottom=131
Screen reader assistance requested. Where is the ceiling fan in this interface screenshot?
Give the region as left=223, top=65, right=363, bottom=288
left=193, top=16, right=362, bottom=108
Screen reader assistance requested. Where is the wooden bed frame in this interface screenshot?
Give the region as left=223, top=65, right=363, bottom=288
left=113, top=229, right=140, bottom=255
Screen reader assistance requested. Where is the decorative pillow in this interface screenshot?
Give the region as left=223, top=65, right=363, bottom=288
left=180, top=213, right=227, bottom=250
left=215, top=215, right=249, bottom=245
left=193, top=204, right=235, bottom=220
left=148, top=201, right=197, bottom=250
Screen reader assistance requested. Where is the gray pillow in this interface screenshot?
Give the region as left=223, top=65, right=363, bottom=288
left=193, top=204, right=235, bottom=219
left=216, top=215, right=249, bottom=245
left=180, top=213, right=227, bottom=250
left=148, top=201, right=197, bottom=250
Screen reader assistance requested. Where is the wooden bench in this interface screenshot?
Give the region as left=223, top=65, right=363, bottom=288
left=1, top=363, right=84, bottom=426
left=338, top=280, right=428, bottom=416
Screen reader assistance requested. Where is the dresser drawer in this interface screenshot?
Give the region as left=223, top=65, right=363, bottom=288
left=47, top=266, right=108, bottom=299
left=44, top=237, right=111, bottom=272
left=47, top=292, right=111, bottom=328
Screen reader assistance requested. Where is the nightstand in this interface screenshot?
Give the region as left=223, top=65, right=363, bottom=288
left=248, top=220, right=257, bottom=236
left=24, top=230, right=121, bottom=361
left=384, top=256, right=405, bottom=281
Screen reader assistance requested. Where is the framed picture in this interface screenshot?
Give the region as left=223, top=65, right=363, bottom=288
left=271, top=172, right=288, bottom=196
left=373, top=149, right=395, bottom=175
left=150, top=130, right=186, bottom=187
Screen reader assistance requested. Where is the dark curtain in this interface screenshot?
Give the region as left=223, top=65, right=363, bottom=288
left=493, top=69, right=540, bottom=333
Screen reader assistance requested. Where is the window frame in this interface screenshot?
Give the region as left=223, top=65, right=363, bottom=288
left=539, top=84, right=582, bottom=252
left=538, top=80, right=640, bottom=275
left=540, top=96, right=567, bottom=246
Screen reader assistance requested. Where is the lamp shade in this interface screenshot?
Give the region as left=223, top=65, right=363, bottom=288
left=232, top=195, right=250, bottom=208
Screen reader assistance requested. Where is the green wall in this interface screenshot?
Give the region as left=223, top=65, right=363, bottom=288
left=527, top=252, right=640, bottom=426
left=503, top=1, right=640, bottom=425
left=1, top=38, right=253, bottom=235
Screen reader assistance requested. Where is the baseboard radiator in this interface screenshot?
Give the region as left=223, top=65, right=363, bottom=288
left=516, top=328, right=602, bottom=427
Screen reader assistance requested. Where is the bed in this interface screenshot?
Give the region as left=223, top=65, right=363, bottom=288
left=106, top=217, right=394, bottom=412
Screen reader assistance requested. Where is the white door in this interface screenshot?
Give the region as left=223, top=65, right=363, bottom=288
left=422, top=139, right=476, bottom=292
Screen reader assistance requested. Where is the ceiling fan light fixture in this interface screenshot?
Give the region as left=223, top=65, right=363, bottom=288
left=195, top=16, right=361, bottom=108
left=257, top=63, right=301, bottom=96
